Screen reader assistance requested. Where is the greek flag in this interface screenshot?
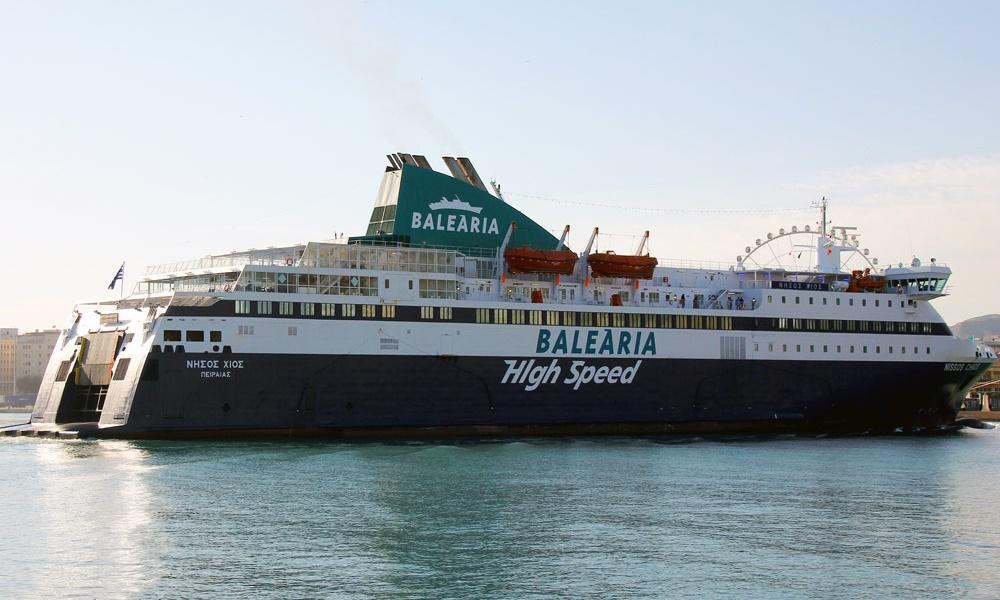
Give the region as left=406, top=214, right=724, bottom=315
left=108, top=262, right=125, bottom=290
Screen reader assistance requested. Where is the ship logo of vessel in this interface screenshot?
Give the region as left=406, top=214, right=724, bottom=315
left=428, top=195, right=483, bottom=214
left=412, top=194, right=499, bottom=235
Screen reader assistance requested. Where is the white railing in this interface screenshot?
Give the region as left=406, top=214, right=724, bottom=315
left=144, top=250, right=303, bottom=277
left=655, top=257, right=735, bottom=271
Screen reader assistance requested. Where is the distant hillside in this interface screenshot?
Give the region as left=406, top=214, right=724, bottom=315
left=951, top=314, right=1000, bottom=339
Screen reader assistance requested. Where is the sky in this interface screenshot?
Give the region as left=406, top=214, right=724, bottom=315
left=1, top=0, right=998, bottom=330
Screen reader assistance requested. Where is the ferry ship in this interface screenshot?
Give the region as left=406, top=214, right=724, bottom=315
left=14, top=153, right=997, bottom=438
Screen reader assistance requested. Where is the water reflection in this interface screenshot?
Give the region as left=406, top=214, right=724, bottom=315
left=0, top=433, right=998, bottom=598
left=1, top=439, right=158, bottom=599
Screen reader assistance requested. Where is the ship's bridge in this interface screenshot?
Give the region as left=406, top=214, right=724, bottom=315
left=883, top=258, right=951, bottom=299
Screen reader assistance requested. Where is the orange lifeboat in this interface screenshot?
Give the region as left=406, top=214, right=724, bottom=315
left=588, top=251, right=658, bottom=279
left=504, top=247, right=578, bottom=275
left=846, top=268, right=886, bottom=292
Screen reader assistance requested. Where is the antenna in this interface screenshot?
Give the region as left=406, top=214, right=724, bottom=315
left=811, top=196, right=829, bottom=237
left=490, top=179, right=505, bottom=200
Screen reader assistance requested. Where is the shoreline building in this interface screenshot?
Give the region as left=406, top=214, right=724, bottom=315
left=0, top=329, right=16, bottom=397
left=14, top=330, right=60, bottom=396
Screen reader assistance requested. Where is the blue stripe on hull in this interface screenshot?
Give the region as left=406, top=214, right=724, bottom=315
left=101, top=355, right=989, bottom=438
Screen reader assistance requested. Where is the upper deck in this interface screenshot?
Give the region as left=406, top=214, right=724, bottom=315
left=126, top=153, right=951, bottom=315
left=129, top=239, right=949, bottom=318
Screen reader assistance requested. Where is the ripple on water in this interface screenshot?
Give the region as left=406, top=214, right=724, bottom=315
left=0, top=430, right=998, bottom=599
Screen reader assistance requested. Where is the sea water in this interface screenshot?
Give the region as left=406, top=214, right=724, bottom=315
left=1, top=413, right=998, bottom=599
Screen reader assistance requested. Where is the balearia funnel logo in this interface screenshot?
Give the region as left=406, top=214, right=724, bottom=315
left=428, top=196, right=482, bottom=214
left=412, top=195, right=500, bottom=235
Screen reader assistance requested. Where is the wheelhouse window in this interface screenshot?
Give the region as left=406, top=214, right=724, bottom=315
left=186, top=330, right=204, bottom=342
left=163, top=330, right=182, bottom=342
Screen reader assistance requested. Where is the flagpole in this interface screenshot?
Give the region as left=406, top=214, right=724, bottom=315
left=120, top=261, right=125, bottom=301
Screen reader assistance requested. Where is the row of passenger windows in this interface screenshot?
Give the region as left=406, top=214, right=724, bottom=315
left=473, top=309, right=735, bottom=330
left=214, top=301, right=946, bottom=335
left=773, top=318, right=933, bottom=334
left=152, top=345, right=231, bottom=354
left=755, top=341, right=932, bottom=355
left=422, top=306, right=452, bottom=319
left=768, top=295, right=913, bottom=309
left=163, top=330, right=222, bottom=342
left=236, top=301, right=405, bottom=320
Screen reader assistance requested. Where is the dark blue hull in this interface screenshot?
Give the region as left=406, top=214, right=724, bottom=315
left=77, top=354, right=990, bottom=438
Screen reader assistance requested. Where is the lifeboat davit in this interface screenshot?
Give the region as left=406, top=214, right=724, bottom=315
left=588, top=251, right=658, bottom=279
left=504, top=247, right=578, bottom=275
